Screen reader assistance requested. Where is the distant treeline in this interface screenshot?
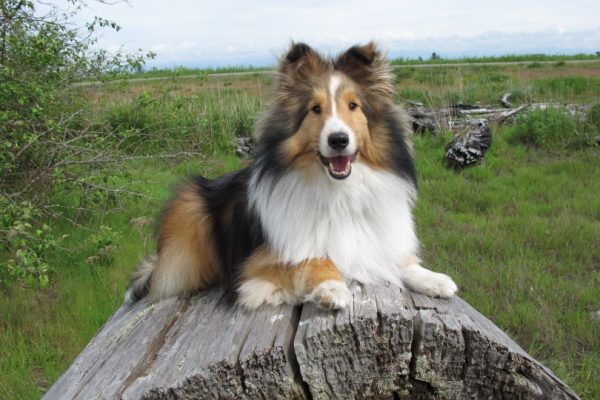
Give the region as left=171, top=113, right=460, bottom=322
left=390, top=52, right=600, bottom=65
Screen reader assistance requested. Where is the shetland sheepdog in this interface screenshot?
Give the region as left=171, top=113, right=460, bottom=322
left=125, top=42, right=457, bottom=309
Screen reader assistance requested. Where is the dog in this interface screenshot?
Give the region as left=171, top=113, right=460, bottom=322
left=125, top=42, right=458, bottom=310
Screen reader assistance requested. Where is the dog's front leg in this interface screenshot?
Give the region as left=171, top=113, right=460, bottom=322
left=400, top=255, right=458, bottom=298
left=237, top=247, right=351, bottom=310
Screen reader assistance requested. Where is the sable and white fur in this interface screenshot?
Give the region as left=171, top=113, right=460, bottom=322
left=126, top=42, right=457, bottom=309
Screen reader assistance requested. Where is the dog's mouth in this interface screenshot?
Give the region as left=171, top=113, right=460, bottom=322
left=319, top=153, right=358, bottom=180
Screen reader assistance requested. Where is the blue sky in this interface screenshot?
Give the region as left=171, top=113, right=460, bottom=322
left=60, top=0, right=600, bottom=68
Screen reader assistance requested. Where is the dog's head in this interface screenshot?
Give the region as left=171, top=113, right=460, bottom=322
left=256, top=42, right=400, bottom=180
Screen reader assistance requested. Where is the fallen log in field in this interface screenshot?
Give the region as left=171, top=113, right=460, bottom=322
left=405, top=101, right=592, bottom=133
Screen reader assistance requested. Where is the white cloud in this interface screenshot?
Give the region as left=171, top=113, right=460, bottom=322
left=53, top=0, right=600, bottom=67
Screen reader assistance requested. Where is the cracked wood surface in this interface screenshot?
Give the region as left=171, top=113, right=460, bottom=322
left=43, top=282, right=579, bottom=399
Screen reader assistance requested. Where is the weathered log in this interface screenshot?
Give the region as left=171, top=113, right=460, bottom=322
left=234, top=136, right=253, bottom=158
left=445, top=120, right=492, bottom=168
left=407, top=106, right=441, bottom=133
left=405, top=100, right=594, bottom=134
left=495, top=104, right=530, bottom=123
left=500, top=93, right=513, bottom=108
left=43, top=281, right=579, bottom=400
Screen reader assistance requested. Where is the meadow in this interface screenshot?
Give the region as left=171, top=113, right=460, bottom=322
left=1, top=60, right=599, bottom=399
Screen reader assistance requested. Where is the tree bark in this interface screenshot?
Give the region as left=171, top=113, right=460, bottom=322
left=43, top=281, right=580, bottom=400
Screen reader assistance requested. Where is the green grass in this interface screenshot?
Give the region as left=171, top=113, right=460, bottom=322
left=2, top=60, right=599, bottom=399
left=78, top=65, right=273, bottom=83
left=533, top=76, right=600, bottom=99
left=393, top=62, right=600, bottom=106
left=413, top=131, right=600, bottom=398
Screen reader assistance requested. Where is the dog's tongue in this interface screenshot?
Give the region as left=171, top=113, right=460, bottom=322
left=329, top=155, right=352, bottom=173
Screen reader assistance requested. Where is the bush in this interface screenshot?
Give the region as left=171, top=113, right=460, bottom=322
left=0, top=0, right=152, bottom=287
left=85, top=225, right=121, bottom=266
left=0, top=1, right=153, bottom=197
left=0, top=198, right=63, bottom=287
left=586, top=103, right=600, bottom=131
left=506, top=107, right=585, bottom=148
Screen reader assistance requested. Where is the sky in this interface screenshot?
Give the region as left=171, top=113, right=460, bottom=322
left=56, top=0, right=600, bottom=68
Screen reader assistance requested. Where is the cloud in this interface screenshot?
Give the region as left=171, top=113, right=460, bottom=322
left=53, top=0, right=600, bottom=67
left=138, top=28, right=600, bottom=68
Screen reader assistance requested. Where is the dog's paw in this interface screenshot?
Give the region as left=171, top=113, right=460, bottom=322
left=306, top=280, right=352, bottom=310
left=416, top=272, right=458, bottom=298
left=238, top=278, right=287, bottom=309
left=402, top=265, right=458, bottom=298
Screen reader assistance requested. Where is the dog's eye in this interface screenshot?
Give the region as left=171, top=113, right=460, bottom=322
left=312, top=105, right=322, bottom=114
left=349, top=102, right=358, bottom=111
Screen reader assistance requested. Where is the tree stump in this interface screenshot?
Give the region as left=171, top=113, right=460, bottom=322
left=43, top=281, right=579, bottom=399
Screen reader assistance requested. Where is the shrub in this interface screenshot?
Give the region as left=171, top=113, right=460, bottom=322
left=0, top=0, right=152, bottom=287
left=586, top=103, right=600, bottom=131
left=507, top=107, right=586, bottom=148
left=85, top=225, right=121, bottom=266
left=0, top=198, right=63, bottom=287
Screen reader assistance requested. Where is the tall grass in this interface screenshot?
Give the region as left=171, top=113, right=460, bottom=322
left=393, top=63, right=600, bottom=106
left=83, top=79, right=266, bottom=157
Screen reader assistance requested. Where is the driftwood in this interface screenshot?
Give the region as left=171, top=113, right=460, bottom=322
left=500, top=93, right=513, bottom=108
left=445, top=120, right=492, bottom=168
left=406, top=101, right=592, bottom=134
left=234, top=136, right=254, bottom=158
left=43, top=281, right=579, bottom=400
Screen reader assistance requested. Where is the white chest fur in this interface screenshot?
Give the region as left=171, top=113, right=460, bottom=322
left=249, top=164, right=419, bottom=285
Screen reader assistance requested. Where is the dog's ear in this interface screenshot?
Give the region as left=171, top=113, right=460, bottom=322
left=284, top=42, right=313, bottom=64
left=336, top=41, right=380, bottom=67
left=278, top=42, right=329, bottom=79
left=335, top=42, right=394, bottom=103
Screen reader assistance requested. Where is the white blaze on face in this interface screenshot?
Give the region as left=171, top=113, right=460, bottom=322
left=319, top=73, right=357, bottom=158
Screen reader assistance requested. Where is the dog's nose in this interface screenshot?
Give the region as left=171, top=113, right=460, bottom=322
left=328, top=132, right=349, bottom=150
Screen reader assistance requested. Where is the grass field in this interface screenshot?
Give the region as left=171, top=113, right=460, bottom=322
left=1, top=60, right=599, bottom=399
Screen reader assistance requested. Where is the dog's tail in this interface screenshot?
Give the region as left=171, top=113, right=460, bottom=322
left=124, top=255, right=156, bottom=304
